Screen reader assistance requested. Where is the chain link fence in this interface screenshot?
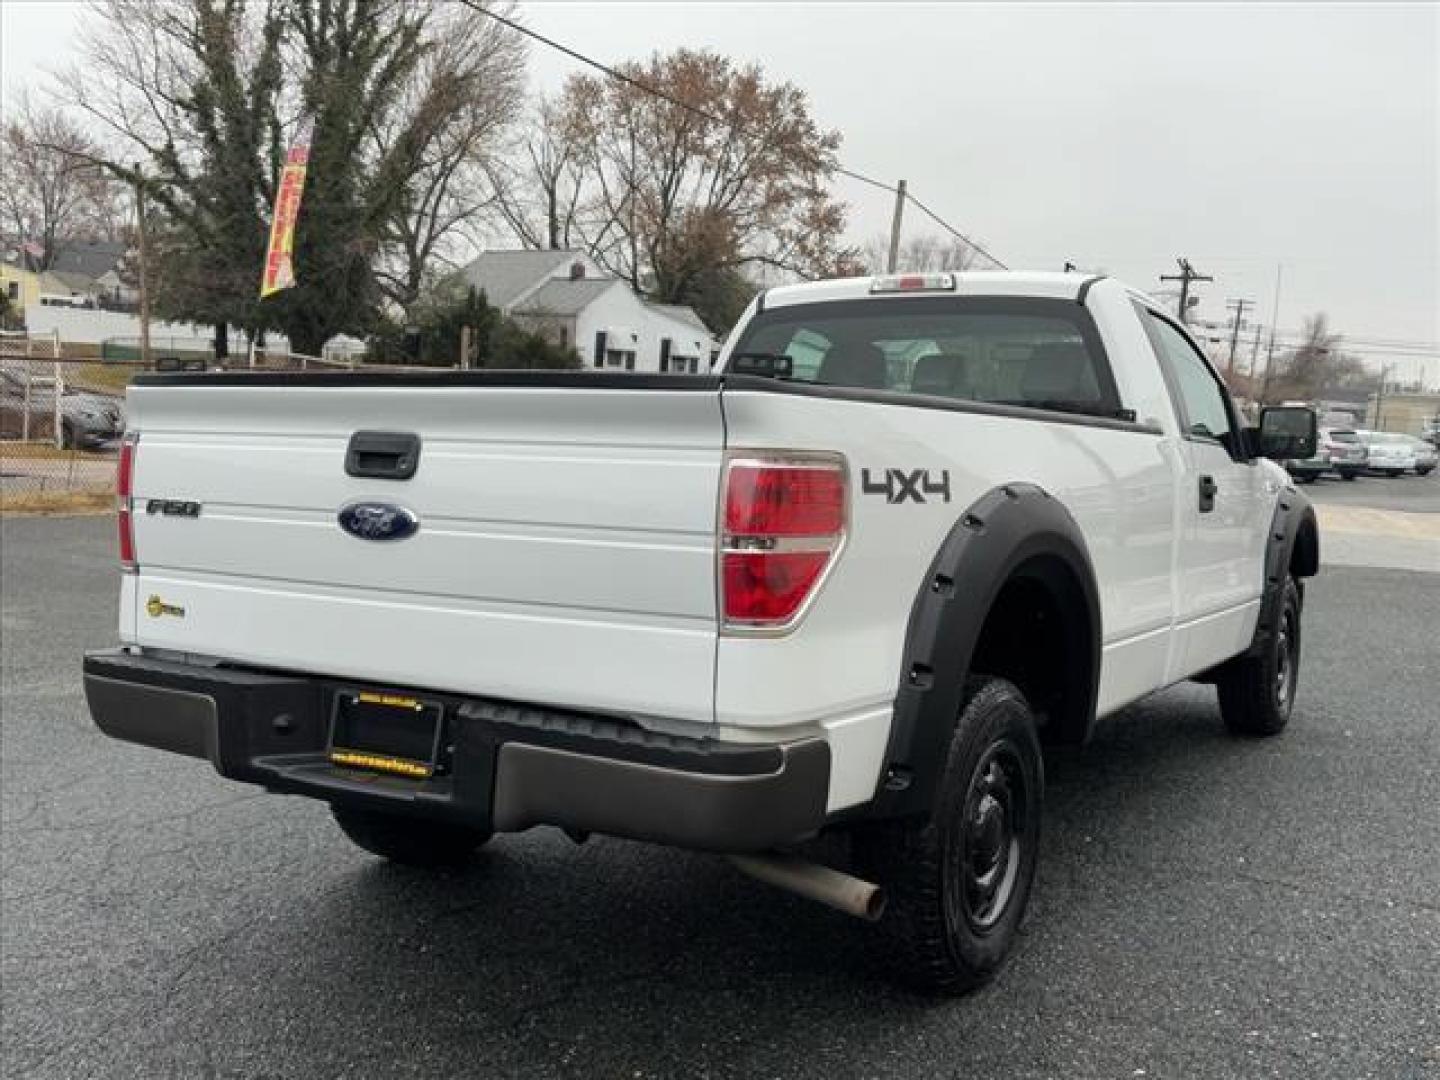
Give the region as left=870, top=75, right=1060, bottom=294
left=1, top=332, right=383, bottom=510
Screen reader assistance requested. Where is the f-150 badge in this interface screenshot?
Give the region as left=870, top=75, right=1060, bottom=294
left=861, top=468, right=952, bottom=504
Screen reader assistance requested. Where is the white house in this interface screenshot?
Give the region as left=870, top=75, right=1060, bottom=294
left=455, top=250, right=717, bottom=373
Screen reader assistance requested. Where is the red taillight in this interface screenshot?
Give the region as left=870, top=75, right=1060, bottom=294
left=720, top=454, right=846, bottom=631
left=725, top=465, right=845, bottom=537
left=722, top=551, right=831, bottom=623
left=117, top=434, right=137, bottom=572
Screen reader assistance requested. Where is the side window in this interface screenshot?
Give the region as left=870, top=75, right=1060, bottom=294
left=1141, top=310, right=1240, bottom=455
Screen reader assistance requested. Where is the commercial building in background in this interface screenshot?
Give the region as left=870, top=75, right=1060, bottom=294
left=455, top=250, right=718, bottom=372
left=1367, top=391, right=1440, bottom=436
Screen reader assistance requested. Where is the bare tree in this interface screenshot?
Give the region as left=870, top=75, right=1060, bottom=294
left=1270, top=313, right=1369, bottom=400
left=545, top=49, right=853, bottom=300
left=0, top=96, right=126, bottom=271
left=489, top=95, right=588, bottom=251
left=862, top=232, right=983, bottom=275
left=372, top=2, right=527, bottom=316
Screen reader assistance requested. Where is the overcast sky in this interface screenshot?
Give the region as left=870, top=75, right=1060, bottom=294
left=4, top=1, right=1437, bottom=384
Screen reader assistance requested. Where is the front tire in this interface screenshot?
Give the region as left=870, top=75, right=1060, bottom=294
left=855, top=677, right=1042, bottom=995
left=1339, top=470, right=1358, bottom=481
left=1216, top=577, right=1301, bottom=737
left=332, top=805, right=491, bottom=866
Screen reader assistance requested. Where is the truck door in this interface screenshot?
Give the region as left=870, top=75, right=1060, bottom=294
left=1137, top=308, right=1266, bottom=677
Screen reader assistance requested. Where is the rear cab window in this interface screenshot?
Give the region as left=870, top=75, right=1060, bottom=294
left=728, top=296, right=1132, bottom=423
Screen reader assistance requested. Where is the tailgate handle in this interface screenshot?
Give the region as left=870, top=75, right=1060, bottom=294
left=345, top=431, right=421, bottom=480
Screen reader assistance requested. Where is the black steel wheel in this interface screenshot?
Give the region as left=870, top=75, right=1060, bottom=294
left=952, top=741, right=1030, bottom=934
left=854, top=677, right=1042, bottom=995
left=1217, top=576, right=1302, bottom=736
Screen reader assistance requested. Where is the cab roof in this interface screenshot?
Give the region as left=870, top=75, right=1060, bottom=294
left=762, top=271, right=1115, bottom=309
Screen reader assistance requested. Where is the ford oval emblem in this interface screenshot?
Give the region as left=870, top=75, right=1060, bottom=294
left=337, top=501, right=420, bottom=542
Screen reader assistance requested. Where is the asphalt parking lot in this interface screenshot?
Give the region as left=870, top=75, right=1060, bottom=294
left=2, top=513, right=1437, bottom=1080
left=1305, top=468, right=1440, bottom=514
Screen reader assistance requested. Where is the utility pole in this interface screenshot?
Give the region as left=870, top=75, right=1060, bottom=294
left=1224, top=298, right=1253, bottom=374
left=1247, top=322, right=1263, bottom=376
left=132, top=162, right=152, bottom=368
left=1373, top=362, right=1394, bottom=429
left=1260, top=325, right=1279, bottom=405
left=1258, top=264, right=1284, bottom=405
left=886, top=179, right=907, bottom=273
left=1159, top=257, right=1213, bottom=324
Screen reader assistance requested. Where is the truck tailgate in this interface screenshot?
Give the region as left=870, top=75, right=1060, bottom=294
left=124, top=378, right=724, bottom=725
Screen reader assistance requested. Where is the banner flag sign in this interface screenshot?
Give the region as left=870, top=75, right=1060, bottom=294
left=260, top=121, right=314, bottom=298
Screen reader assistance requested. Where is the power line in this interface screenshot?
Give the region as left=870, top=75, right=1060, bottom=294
left=458, top=0, right=1006, bottom=268
left=902, top=191, right=1008, bottom=270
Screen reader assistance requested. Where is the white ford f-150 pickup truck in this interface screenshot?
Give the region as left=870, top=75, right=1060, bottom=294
left=85, top=271, right=1319, bottom=993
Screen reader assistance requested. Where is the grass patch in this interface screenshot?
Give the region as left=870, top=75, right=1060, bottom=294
left=0, top=442, right=115, bottom=461
left=0, top=489, right=114, bottom=515
left=68, top=365, right=137, bottom=395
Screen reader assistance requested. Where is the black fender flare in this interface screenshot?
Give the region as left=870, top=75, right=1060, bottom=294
left=1245, top=486, right=1319, bottom=657
left=867, top=483, right=1102, bottom=819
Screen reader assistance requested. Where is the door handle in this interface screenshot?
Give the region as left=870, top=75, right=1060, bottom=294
left=1198, top=474, right=1218, bottom=513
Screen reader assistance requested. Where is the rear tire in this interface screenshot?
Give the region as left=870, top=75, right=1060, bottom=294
left=855, top=677, right=1042, bottom=995
left=1216, top=577, right=1301, bottom=737
left=1418, top=467, right=1434, bottom=477
left=332, top=805, right=491, bottom=866
left=1340, top=471, right=1358, bottom=481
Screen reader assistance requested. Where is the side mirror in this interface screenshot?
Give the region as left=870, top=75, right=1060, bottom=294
left=1249, top=406, right=1317, bottom=460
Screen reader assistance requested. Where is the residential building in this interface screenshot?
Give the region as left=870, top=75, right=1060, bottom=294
left=0, top=261, right=75, bottom=313
left=2, top=238, right=134, bottom=312
left=455, top=249, right=717, bottom=373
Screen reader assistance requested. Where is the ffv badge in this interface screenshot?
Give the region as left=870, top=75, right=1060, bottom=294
left=337, top=501, right=420, bottom=542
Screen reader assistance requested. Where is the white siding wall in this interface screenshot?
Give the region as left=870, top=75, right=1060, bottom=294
left=571, top=287, right=715, bottom=373
left=25, top=305, right=216, bottom=348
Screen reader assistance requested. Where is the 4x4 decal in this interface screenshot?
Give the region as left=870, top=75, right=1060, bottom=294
left=861, top=468, right=952, bottom=504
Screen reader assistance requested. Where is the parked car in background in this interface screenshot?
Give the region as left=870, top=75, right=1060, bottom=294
left=1283, top=442, right=1330, bottom=483
left=1357, top=430, right=1417, bottom=477
left=1402, top=435, right=1437, bottom=476
left=0, top=368, right=125, bottom=450
left=1318, top=427, right=1367, bottom=480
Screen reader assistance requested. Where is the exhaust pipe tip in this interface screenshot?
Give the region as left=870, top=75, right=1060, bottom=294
left=860, top=886, right=887, bottom=922
left=727, top=852, right=887, bottom=922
